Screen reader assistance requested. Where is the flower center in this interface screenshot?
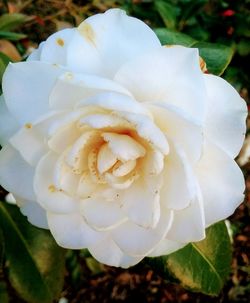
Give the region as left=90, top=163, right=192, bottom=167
left=50, top=110, right=168, bottom=198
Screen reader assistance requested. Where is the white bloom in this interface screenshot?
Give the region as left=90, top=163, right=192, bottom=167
left=0, top=9, right=247, bottom=267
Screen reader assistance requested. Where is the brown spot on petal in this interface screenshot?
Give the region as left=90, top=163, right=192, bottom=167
left=78, top=22, right=96, bottom=46
left=48, top=184, right=56, bottom=193
left=24, top=123, right=32, bottom=129
left=56, top=38, right=64, bottom=47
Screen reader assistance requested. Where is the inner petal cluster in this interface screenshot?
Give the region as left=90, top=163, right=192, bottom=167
left=46, top=107, right=168, bottom=204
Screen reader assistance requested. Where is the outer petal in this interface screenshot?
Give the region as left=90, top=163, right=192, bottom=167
left=47, top=212, right=104, bottom=248
left=2, top=61, right=64, bottom=124
left=27, top=41, right=45, bottom=61
left=50, top=72, right=132, bottom=110
left=204, top=74, right=247, bottom=158
left=0, top=96, right=20, bottom=145
left=67, top=9, right=160, bottom=77
left=17, top=197, right=49, bottom=229
left=0, top=144, right=36, bottom=201
left=40, top=28, right=75, bottom=65
left=112, top=209, right=173, bottom=256
left=161, top=142, right=197, bottom=210
left=146, top=103, right=203, bottom=163
left=166, top=187, right=206, bottom=243
left=76, top=91, right=151, bottom=117
left=195, top=140, right=245, bottom=227
left=34, top=152, right=79, bottom=213
left=89, top=236, right=143, bottom=268
left=115, top=46, right=206, bottom=122
left=80, top=198, right=127, bottom=231
left=121, top=177, right=161, bottom=228
left=148, top=239, right=186, bottom=257
left=9, top=126, right=48, bottom=166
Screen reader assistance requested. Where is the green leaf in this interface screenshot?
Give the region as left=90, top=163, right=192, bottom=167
left=154, top=28, right=197, bottom=47
left=179, top=0, right=207, bottom=26
left=86, top=257, right=105, bottom=275
left=0, top=230, right=9, bottom=303
left=193, top=42, right=234, bottom=75
left=149, top=222, right=232, bottom=295
left=0, top=14, right=28, bottom=31
left=0, top=228, right=4, bottom=267
left=0, top=281, right=9, bottom=303
left=237, top=39, right=250, bottom=56
left=0, top=228, right=9, bottom=303
left=0, top=31, right=26, bottom=41
left=154, top=0, right=178, bottom=30
left=0, top=52, right=11, bottom=84
left=0, top=202, right=66, bottom=303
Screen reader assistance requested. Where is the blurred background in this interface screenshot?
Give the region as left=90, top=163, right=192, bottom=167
left=0, top=0, right=249, bottom=302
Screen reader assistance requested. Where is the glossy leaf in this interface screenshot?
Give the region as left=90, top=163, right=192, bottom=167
left=0, top=202, right=66, bottom=303
left=148, top=222, right=232, bottom=295
left=0, top=31, right=26, bottom=41
left=154, top=0, right=178, bottom=30
left=179, top=0, right=207, bottom=25
left=0, top=230, right=9, bottom=303
left=0, top=228, right=4, bottom=266
left=0, top=281, right=9, bottom=303
left=0, top=14, right=28, bottom=31
left=193, top=42, right=234, bottom=75
left=86, top=257, right=105, bottom=275
left=155, top=28, right=197, bottom=47
left=0, top=228, right=9, bottom=303
left=0, top=52, right=11, bottom=92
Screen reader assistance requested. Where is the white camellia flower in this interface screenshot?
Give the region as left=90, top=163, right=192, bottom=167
left=0, top=9, right=247, bottom=267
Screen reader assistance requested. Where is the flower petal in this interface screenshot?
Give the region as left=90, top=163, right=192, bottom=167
left=116, top=111, right=169, bottom=155
left=112, top=209, right=173, bottom=256
left=80, top=198, right=127, bottom=231
left=146, top=103, right=203, bottom=163
left=17, top=197, right=49, bottom=229
left=161, top=142, right=197, bottom=210
left=76, top=91, right=151, bottom=117
left=195, top=140, right=245, bottom=227
left=102, top=132, right=146, bottom=161
left=50, top=72, right=132, bottom=110
left=67, top=8, right=160, bottom=77
left=121, top=177, right=161, bottom=228
left=115, top=46, right=206, bottom=122
left=66, top=130, right=102, bottom=173
left=27, top=42, right=45, bottom=61
left=148, top=239, right=186, bottom=257
left=54, top=152, right=80, bottom=196
left=80, top=113, right=132, bottom=131
left=48, top=122, right=82, bottom=154
left=34, top=151, right=79, bottom=213
left=0, top=144, right=36, bottom=201
left=89, top=236, right=143, bottom=268
left=97, top=143, right=117, bottom=174
left=2, top=61, right=64, bottom=124
left=0, top=95, right=20, bottom=145
left=40, top=28, right=75, bottom=65
left=47, top=212, right=104, bottom=248
left=204, top=74, right=247, bottom=158
left=166, top=187, right=206, bottom=242
left=9, top=125, right=48, bottom=166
